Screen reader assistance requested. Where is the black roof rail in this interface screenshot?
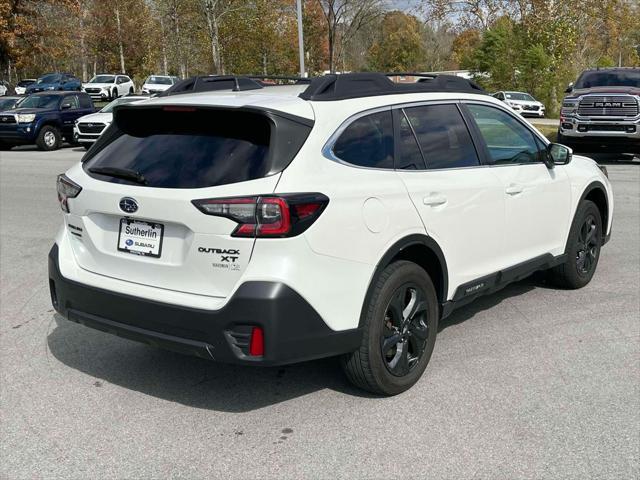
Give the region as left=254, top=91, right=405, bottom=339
left=158, top=75, right=264, bottom=97
left=298, top=72, right=485, bottom=101
left=247, top=75, right=312, bottom=85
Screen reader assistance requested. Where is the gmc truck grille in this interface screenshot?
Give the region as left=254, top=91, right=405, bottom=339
left=578, top=95, right=638, bottom=117
left=77, top=122, right=106, bottom=134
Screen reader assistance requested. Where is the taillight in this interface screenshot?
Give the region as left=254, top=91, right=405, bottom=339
left=192, top=193, right=329, bottom=238
left=56, top=174, right=82, bottom=213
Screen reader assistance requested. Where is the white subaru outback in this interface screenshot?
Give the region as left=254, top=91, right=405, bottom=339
left=49, top=73, right=613, bottom=395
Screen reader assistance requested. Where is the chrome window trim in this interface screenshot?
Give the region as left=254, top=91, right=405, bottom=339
left=322, top=97, right=551, bottom=172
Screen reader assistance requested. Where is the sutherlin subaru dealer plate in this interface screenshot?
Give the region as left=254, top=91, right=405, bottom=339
left=117, top=218, right=164, bottom=258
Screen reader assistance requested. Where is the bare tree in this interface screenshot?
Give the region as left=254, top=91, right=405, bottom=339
left=114, top=1, right=126, bottom=73
left=316, top=0, right=383, bottom=73
left=201, top=0, right=242, bottom=75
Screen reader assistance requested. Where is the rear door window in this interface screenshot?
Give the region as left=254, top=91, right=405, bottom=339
left=79, top=95, right=92, bottom=109
left=83, top=107, right=311, bottom=189
left=332, top=110, right=393, bottom=169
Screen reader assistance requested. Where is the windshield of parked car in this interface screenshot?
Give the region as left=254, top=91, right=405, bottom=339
left=145, top=76, right=173, bottom=85
left=100, top=97, right=148, bottom=113
left=505, top=92, right=535, bottom=101
left=37, top=74, right=61, bottom=84
left=0, top=98, right=20, bottom=110
left=18, top=95, right=59, bottom=109
left=89, top=75, right=115, bottom=84
left=575, top=70, right=640, bottom=88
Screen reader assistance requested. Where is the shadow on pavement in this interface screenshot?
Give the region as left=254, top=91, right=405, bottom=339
left=47, top=314, right=375, bottom=412
left=47, top=274, right=549, bottom=411
left=573, top=150, right=639, bottom=165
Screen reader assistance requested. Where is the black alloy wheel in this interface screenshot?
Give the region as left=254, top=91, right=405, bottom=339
left=381, top=283, right=429, bottom=377
left=341, top=260, right=438, bottom=396
left=550, top=199, right=602, bottom=289
left=576, top=214, right=599, bottom=276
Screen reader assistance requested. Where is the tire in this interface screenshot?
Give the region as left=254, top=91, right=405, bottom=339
left=549, top=200, right=602, bottom=289
left=36, top=125, right=61, bottom=151
left=341, top=261, right=438, bottom=396
left=112, top=89, right=118, bottom=100
left=129, top=87, right=134, bottom=94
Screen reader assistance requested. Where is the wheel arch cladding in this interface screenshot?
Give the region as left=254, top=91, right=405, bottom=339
left=581, top=182, right=608, bottom=235
left=359, top=234, right=448, bottom=327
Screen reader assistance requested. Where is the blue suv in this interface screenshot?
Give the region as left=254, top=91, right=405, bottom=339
left=0, top=92, right=94, bottom=151
left=25, top=73, right=82, bottom=94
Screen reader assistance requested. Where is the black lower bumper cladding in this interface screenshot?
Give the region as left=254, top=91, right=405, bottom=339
left=48, top=244, right=361, bottom=366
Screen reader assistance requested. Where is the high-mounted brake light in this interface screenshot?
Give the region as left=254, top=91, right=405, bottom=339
left=162, top=106, right=197, bottom=112
left=192, top=193, right=329, bottom=238
left=56, top=174, right=82, bottom=213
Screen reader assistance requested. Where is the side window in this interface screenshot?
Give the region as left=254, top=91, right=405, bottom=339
left=404, top=104, right=480, bottom=170
left=396, top=111, right=426, bottom=170
left=62, top=95, right=80, bottom=109
left=79, top=95, right=92, bottom=109
left=116, top=76, right=124, bottom=84
left=332, top=110, right=393, bottom=169
left=467, top=104, right=541, bottom=165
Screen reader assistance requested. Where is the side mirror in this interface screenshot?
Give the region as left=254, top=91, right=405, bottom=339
left=547, top=143, right=572, bottom=167
left=61, top=103, right=72, bottom=110
left=565, top=82, right=574, bottom=93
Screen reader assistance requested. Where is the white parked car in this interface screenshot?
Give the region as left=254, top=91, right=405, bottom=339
left=0, top=82, right=8, bottom=96
left=82, top=74, right=135, bottom=101
left=14, top=79, right=37, bottom=95
left=74, top=95, right=149, bottom=149
left=50, top=73, right=613, bottom=395
left=493, top=91, right=546, bottom=117
left=141, top=75, right=179, bottom=95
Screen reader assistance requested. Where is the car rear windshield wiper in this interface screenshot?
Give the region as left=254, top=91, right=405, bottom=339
left=88, top=166, right=147, bottom=185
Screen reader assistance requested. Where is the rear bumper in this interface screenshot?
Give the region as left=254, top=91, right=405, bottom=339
left=48, top=244, right=361, bottom=366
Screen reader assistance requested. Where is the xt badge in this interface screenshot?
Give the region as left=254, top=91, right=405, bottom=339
left=199, top=247, right=240, bottom=264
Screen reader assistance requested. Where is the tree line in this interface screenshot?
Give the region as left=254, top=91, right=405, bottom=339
left=1, top=0, right=638, bottom=114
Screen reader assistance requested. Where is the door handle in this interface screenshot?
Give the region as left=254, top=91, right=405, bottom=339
left=505, top=184, right=524, bottom=195
left=423, top=194, right=447, bottom=206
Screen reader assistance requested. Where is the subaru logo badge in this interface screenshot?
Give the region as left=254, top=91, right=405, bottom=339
left=119, top=197, right=138, bottom=213
left=86, top=123, right=92, bottom=127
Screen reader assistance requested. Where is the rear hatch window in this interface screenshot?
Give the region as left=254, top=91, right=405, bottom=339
left=83, top=106, right=312, bottom=189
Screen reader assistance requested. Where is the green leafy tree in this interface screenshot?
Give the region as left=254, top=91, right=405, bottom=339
left=368, top=11, right=425, bottom=72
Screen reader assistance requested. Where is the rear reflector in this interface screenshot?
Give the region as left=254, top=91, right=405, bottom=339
left=192, top=193, right=329, bottom=238
left=249, top=327, right=264, bottom=356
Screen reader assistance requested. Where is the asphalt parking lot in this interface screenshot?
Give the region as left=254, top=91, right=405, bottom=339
left=1, top=146, right=638, bottom=479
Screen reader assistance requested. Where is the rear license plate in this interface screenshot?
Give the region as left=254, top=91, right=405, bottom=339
left=118, top=218, right=164, bottom=258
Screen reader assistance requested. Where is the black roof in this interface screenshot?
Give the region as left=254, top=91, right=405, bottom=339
left=299, top=73, right=485, bottom=101
left=158, top=75, right=312, bottom=97
left=155, top=72, right=485, bottom=100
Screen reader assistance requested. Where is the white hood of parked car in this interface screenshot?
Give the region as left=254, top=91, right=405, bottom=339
left=507, top=99, right=545, bottom=108
left=76, top=111, right=112, bottom=124
left=83, top=83, right=114, bottom=90
left=142, top=83, right=172, bottom=92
